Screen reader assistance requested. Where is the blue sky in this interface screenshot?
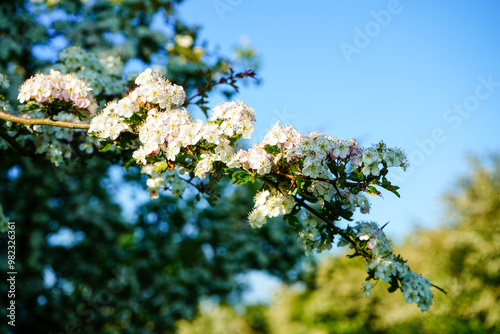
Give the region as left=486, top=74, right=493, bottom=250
left=177, top=0, right=500, bottom=241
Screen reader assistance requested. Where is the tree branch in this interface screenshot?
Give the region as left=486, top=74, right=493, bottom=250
left=431, top=283, right=447, bottom=294
left=293, top=195, right=359, bottom=250
left=258, top=173, right=360, bottom=251
left=273, top=170, right=345, bottom=200
left=0, top=110, right=90, bottom=130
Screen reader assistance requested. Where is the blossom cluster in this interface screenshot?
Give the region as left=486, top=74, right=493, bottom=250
left=141, top=164, right=188, bottom=199
left=248, top=190, right=295, bottom=228
left=209, top=100, right=256, bottom=139
left=2, top=47, right=129, bottom=166
left=361, top=143, right=408, bottom=176
left=137, top=98, right=255, bottom=187
left=342, top=221, right=433, bottom=311
left=89, top=68, right=186, bottom=144
left=18, top=69, right=98, bottom=115
left=89, top=69, right=259, bottom=195
left=232, top=123, right=407, bottom=254
left=12, top=108, right=97, bottom=165
left=9, top=69, right=99, bottom=165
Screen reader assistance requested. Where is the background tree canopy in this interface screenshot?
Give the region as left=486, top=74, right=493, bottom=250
left=0, top=1, right=312, bottom=333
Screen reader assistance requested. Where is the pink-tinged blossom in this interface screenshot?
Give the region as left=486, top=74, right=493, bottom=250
left=262, top=122, right=301, bottom=152
left=18, top=69, right=98, bottom=115
left=246, top=144, right=272, bottom=175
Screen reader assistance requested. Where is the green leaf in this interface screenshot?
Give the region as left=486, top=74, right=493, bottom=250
left=283, top=212, right=300, bottom=228
left=99, top=143, right=113, bottom=152
left=230, top=170, right=254, bottom=187
left=264, top=144, right=279, bottom=155
left=367, top=185, right=378, bottom=195
left=153, top=161, right=169, bottom=173
left=387, top=275, right=400, bottom=293
left=380, top=177, right=401, bottom=198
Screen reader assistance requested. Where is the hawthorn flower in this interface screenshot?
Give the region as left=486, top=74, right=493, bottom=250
left=246, top=145, right=272, bottom=175
left=331, top=139, right=355, bottom=159
left=116, top=97, right=138, bottom=118
left=141, top=164, right=187, bottom=199
left=302, top=157, right=324, bottom=179
left=214, top=139, right=235, bottom=162
left=357, top=194, right=371, bottom=214
left=248, top=190, right=295, bottom=228
left=301, top=212, right=319, bottom=228
left=361, top=148, right=381, bottom=165
left=194, top=152, right=217, bottom=180
left=254, top=190, right=270, bottom=206
left=174, top=34, right=194, bottom=48
left=362, top=162, right=380, bottom=177
left=0, top=73, right=10, bottom=88
left=179, top=120, right=203, bottom=147
left=263, top=122, right=287, bottom=146
left=132, top=68, right=185, bottom=109
left=248, top=207, right=267, bottom=228
left=363, top=281, right=373, bottom=297
left=209, top=100, right=256, bottom=139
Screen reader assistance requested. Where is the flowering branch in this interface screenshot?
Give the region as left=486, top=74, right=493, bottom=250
left=0, top=66, right=441, bottom=311
left=293, top=195, right=360, bottom=250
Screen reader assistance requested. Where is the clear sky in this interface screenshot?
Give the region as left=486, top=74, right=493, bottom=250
left=175, top=0, right=500, bottom=242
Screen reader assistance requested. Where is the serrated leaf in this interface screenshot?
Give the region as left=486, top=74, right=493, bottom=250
left=230, top=170, right=254, bottom=187
left=380, top=177, right=401, bottom=198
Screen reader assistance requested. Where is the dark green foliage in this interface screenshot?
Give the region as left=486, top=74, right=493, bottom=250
left=0, top=151, right=312, bottom=333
